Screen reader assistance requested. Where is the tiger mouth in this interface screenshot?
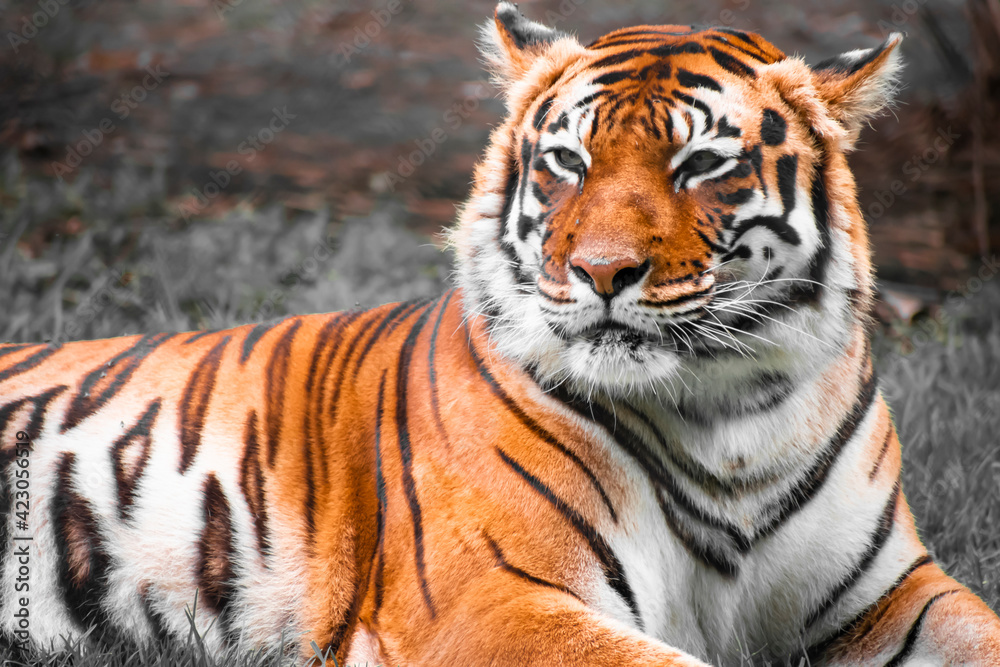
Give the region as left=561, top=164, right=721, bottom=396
left=576, top=321, right=663, bottom=347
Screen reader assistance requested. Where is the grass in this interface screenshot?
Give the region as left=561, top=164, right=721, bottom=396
left=1, top=153, right=998, bottom=665
left=875, top=284, right=1000, bottom=611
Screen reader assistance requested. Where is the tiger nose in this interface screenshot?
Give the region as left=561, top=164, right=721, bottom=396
left=570, top=257, right=649, bottom=296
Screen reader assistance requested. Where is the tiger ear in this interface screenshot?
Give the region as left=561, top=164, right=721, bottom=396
left=810, top=33, right=905, bottom=140
left=479, top=2, right=572, bottom=93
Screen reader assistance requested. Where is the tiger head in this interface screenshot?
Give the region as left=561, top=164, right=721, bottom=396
left=452, top=3, right=902, bottom=397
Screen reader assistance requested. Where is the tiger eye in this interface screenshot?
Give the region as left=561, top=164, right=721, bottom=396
left=686, top=150, right=724, bottom=173
left=554, top=148, right=584, bottom=170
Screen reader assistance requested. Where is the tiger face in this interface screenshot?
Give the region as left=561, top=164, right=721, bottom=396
left=454, top=3, right=901, bottom=397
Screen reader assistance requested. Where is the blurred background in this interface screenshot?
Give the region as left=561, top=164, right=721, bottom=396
left=0, top=0, right=999, bottom=635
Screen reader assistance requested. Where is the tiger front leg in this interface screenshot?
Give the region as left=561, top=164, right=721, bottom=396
left=379, top=571, right=712, bottom=666
left=815, top=561, right=1000, bottom=666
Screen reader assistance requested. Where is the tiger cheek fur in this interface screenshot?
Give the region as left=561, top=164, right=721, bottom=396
left=2, top=2, right=1000, bottom=666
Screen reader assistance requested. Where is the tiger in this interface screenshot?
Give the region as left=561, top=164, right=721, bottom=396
left=2, top=3, right=999, bottom=665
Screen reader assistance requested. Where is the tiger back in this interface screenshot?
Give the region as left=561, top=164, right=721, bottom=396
left=2, top=3, right=1000, bottom=665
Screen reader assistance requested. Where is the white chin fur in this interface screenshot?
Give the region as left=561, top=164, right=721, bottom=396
left=485, top=297, right=683, bottom=398
left=558, top=340, right=684, bottom=397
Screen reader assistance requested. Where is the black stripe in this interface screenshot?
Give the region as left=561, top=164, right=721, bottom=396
left=62, top=333, right=172, bottom=432
left=730, top=154, right=802, bottom=247
left=427, top=291, right=454, bottom=447
left=139, top=584, right=171, bottom=644
left=869, top=428, right=894, bottom=480
left=883, top=590, right=961, bottom=667
left=705, top=160, right=753, bottom=185
left=264, top=320, right=303, bottom=468
left=716, top=115, right=741, bottom=138
left=806, top=554, right=934, bottom=660
left=0, top=386, right=67, bottom=625
left=672, top=372, right=793, bottom=425
left=351, top=301, right=424, bottom=379
left=642, top=99, right=662, bottom=140
left=239, top=410, right=270, bottom=558
left=621, top=401, right=762, bottom=496
left=533, top=95, right=555, bottom=130
left=747, top=144, right=766, bottom=196
left=24, top=385, right=68, bottom=441
left=638, top=287, right=713, bottom=309
left=300, top=321, right=349, bottom=549
left=717, top=188, right=754, bottom=206
left=804, top=480, right=900, bottom=627
left=715, top=29, right=768, bottom=53
left=394, top=303, right=438, bottom=617
left=302, top=315, right=349, bottom=504
left=648, top=42, right=705, bottom=57
left=707, top=32, right=773, bottom=63
left=677, top=69, right=723, bottom=92
left=0, top=343, right=40, bottom=362
left=178, top=336, right=231, bottom=473
left=371, top=371, right=389, bottom=625
left=587, top=37, right=676, bottom=49
left=573, top=89, right=612, bottom=113
left=496, top=447, right=641, bottom=626
left=654, top=487, right=740, bottom=577
left=539, top=289, right=576, bottom=305
left=709, top=46, right=756, bottom=78
left=324, top=309, right=386, bottom=428
left=468, top=343, right=618, bottom=523
left=112, top=398, right=161, bottom=521
left=515, top=138, right=536, bottom=243
left=592, top=70, right=634, bottom=87
left=552, top=387, right=749, bottom=571
left=310, top=310, right=368, bottom=489
left=799, top=132, right=831, bottom=304
left=531, top=181, right=551, bottom=207
left=518, top=213, right=541, bottom=241
left=696, top=228, right=730, bottom=255
left=483, top=532, right=583, bottom=602
left=497, top=136, right=523, bottom=281
left=815, top=40, right=888, bottom=75
left=197, top=474, right=237, bottom=644
left=184, top=330, right=220, bottom=345
left=753, top=370, right=878, bottom=544
left=674, top=91, right=714, bottom=130
left=594, top=28, right=693, bottom=42
left=589, top=48, right=646, bottom=70
left=760, top=108, right=787, bottom=145
left=52, top=452, right=121, bottom=647
left=240, top=319, right=284, bottom=364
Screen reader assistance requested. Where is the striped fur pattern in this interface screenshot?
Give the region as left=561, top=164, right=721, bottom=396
left=2, top=4, right=999, bottom=665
